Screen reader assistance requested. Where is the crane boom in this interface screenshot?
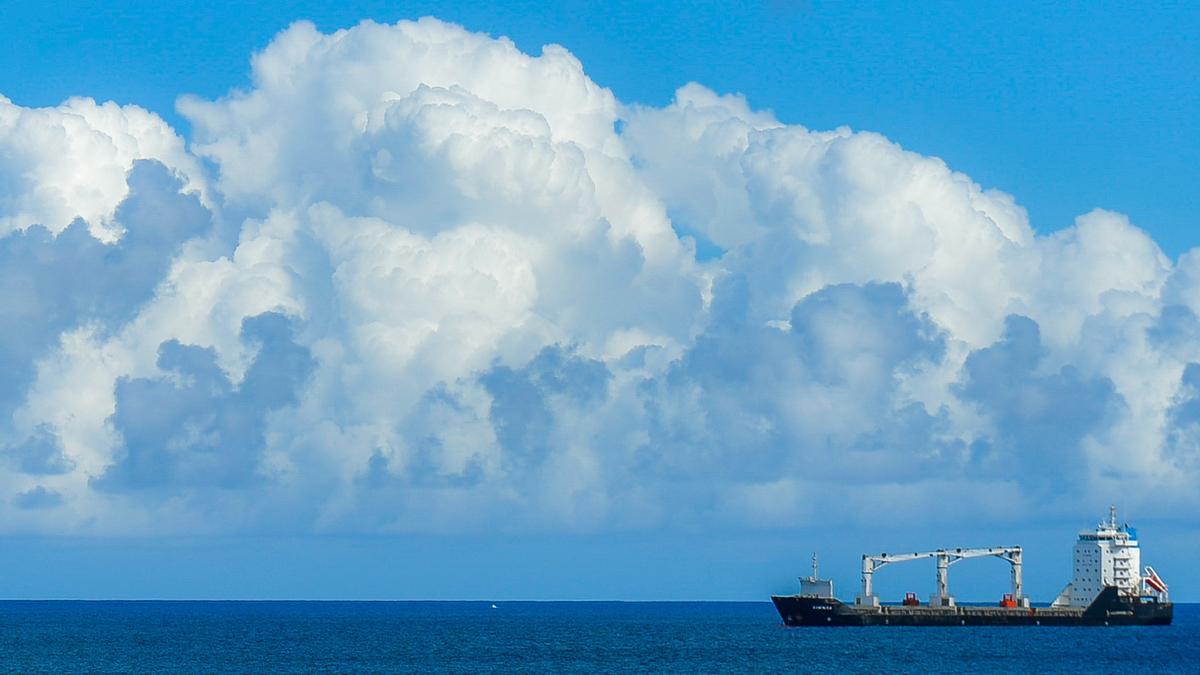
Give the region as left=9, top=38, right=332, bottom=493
left=856, top=546, right=1025, bottom=608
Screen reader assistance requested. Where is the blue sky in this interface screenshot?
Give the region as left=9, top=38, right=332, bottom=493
left=0, top=2, right=1197, bottom=601
left=4, top=1, right=1196, bottom=255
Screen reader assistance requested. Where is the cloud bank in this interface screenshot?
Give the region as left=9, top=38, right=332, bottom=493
left=1, top=18, right=1197, bottom=535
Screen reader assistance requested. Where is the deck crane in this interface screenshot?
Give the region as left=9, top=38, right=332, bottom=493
left=856, top=546, right=1026, bottom=608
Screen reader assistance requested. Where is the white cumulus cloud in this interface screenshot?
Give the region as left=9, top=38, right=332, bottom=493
left=0, top=18, right=1197, bottom=536
left=0, top=95, right=205, bottom=241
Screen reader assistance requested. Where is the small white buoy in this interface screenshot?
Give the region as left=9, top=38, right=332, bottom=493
left=491, top=604, right=498, bottom=609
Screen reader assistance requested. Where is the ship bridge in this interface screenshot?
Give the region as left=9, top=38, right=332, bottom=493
left=1051, top=506, right=1168, bottom=608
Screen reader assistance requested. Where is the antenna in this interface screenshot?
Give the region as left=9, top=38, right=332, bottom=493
left=811, top=552, right=819, bottom=580
left=1110, top=504, right=1117, bottom=529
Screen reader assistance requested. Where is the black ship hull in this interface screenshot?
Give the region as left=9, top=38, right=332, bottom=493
left=772, top=587, right=1172, bottom=627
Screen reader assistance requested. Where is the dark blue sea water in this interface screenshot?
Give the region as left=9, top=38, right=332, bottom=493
left=0, top=600, right=1196, bottom=672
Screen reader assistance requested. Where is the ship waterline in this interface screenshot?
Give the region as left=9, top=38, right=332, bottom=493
left=772, top=587, right=1172, bottom=626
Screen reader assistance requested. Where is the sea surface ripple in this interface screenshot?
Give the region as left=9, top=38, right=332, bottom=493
left=0, top=600, right=1196, bottom=673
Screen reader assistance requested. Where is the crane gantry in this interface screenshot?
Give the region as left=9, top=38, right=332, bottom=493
left=855, top=546, right=1026, bottom=608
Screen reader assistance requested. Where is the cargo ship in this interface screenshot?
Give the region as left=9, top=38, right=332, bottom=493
left=772, top=507, right=1172, bottom=626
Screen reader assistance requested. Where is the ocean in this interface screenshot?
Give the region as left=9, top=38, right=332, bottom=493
left=0, top=600, right=1196, bottom=672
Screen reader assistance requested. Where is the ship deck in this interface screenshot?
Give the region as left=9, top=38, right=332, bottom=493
left=871, top=605, right=1083, bottom=619
left=771, top=589, right=1172, bottom=626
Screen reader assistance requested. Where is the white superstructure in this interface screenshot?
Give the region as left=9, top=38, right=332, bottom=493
left=1054, top=506, right=1145, bottom=608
